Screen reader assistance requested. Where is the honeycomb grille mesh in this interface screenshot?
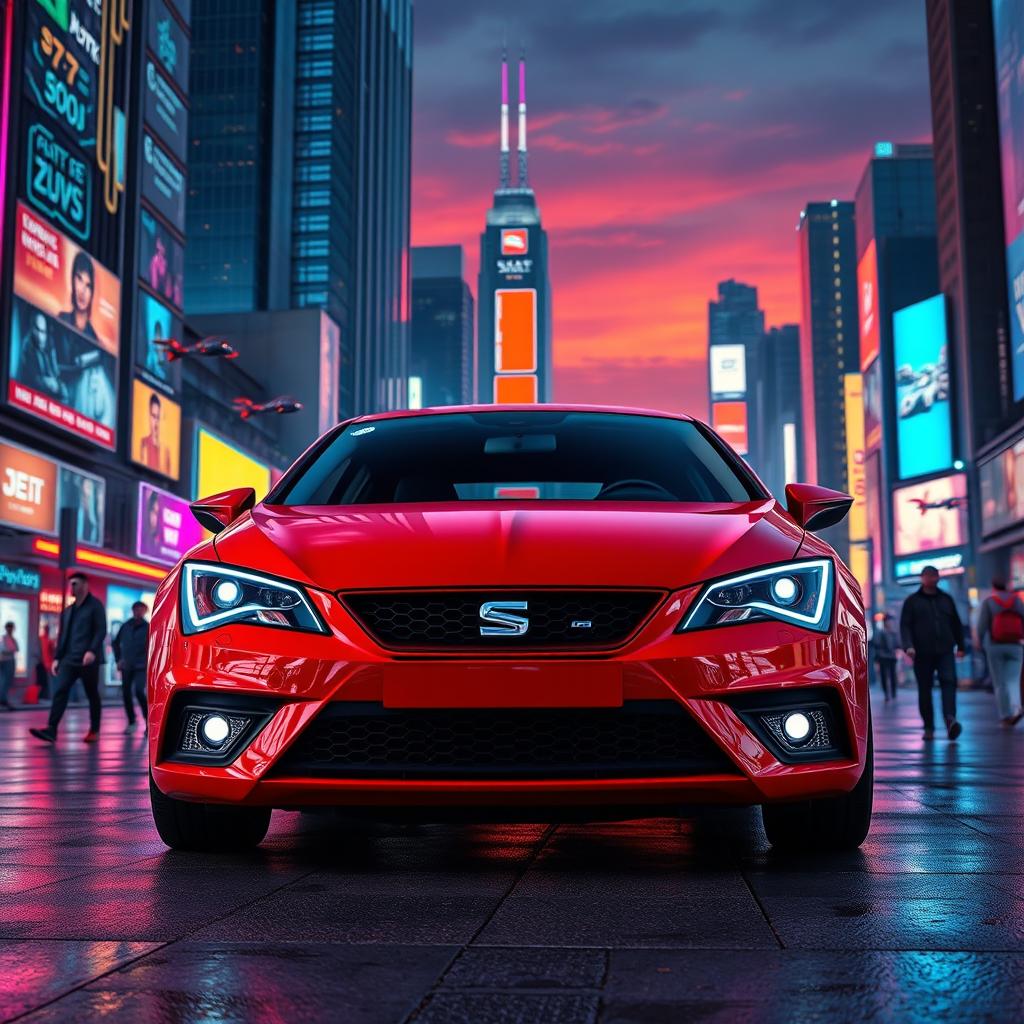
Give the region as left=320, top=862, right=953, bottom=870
left=342, top=590, right=663, bottom=650
left=269, top=701, right=739, bottom=780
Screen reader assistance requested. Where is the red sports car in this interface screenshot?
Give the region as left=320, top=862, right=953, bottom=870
left=148, top=406, right=871, bottom=852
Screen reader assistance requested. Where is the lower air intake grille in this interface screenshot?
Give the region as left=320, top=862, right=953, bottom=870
left=269, top=701, right=739, bottom=780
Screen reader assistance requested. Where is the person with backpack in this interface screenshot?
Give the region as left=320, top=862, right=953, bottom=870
left=976, top=576, right=1024, bottom=727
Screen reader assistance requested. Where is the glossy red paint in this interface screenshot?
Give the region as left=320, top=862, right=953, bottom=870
left=149, top=406, right=867, bottom=818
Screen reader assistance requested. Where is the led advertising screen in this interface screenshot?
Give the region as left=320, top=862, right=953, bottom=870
left=131, top=379, right=181, bottom=480
left=141, top=132, right=186, bottom=234
left=8, top=203, right=119, bottom=448
left=195, top=427, right=271, bottom=504
left=978, top=437, right=1024, bottom=535
left=893, top=295, right=952, bottom=480
left=0, top=439, right=58, bottom=534
left=892, top=473, right=968, bottom=558
left=23, top=115, right=92, bottom=243
left=857, top=239, right=880, bottom=371
left=712, top=401, right=748, bottom=455
left=57, top=464, right=104, bottom=546
left=148, top=0, right=190, bottom=95
left=139, top=209, right=184, bottom=312
left=843, top=374, right=867, bottom=542
left=495, top=288, right=537, bottom=372
left=710, top=344, right=746, bottom=399
left=105, top=584, right=158, bottom=688
left=863, top=358, right=883, bottom=452
left=318, top=313, right=340, bottom=433
left=135, top=291, right=181, bottom=396
left=494, top=375, right=538, bottom=404
left=0, top=597, right=30, bottom=676
left=994, top=0, right=1024, bottom=399
left=144, top=59, right=188, bottom=163
left=137, top=482, right=202, bottom=566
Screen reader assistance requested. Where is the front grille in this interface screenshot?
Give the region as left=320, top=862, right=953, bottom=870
left=342, top=590, right=663, bottom=650
left=269, top=701, right=739, bottom=780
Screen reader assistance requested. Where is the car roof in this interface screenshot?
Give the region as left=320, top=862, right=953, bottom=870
left=345, top=404, right=699, bottom=426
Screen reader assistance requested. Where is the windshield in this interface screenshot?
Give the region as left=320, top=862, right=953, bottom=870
left=270, top=411, right=763, bottom=506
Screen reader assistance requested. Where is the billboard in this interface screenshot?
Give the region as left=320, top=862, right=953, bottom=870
left=195, top=427, right=271, bottom=503
left=979, top=437, right=1024, bottom=535
left=148, top=0, right=190, bottom=95
left=0, top=440, right=58, bottom=534
left=8, top=203, right=119, bottom=447
left=23, top=116, right=91, bottom=243
left=710, top=344, right=746, bottom=399
left=139, top=208, right=184, bottom=311
left=994, top=0, right=1024, bottom=399
left=135, top=291, right=181, bottom=395
left=0, top=598, right=30, bottom=676
left=137, top=481, right=201, bottom=566
left=494, top=375, right=538, bottom=404
left=57, top=464, right=104, bottom=546
left=712, top=401, right=748, bottom=455
left=892, top=473, right=968, bottom=557
left=141, top=132, right=186, bottom=233
left=893, top=295, right=952, bottom=479
left=843, top=374, right=867, bottom=542
left=144, top=59, right=187, bottom=163
left=318, top=313, right=340, bottom=433
left=131, top=379, right=181, bottom=480
left=501, top=228, right=528, bottom=255
left=857, top=239, right=880, bottom=371
left=495, top=288, right=537, bottom=373
left=863, top=358, right=883, bottom=451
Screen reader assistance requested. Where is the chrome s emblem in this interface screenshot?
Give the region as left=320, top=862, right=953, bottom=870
left=479, top=600, right=529, bottom=636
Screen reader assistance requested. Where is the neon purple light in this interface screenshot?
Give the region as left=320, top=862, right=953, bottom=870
left=0, top=1, right=14, bottom=289
left=519, top=60, right=526, bottom=103
left=501, top=61, right=508, bottom=104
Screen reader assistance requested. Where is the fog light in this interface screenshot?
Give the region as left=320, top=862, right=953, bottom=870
left=212, top=579, right=242, bottom=609
left=782, top=711, right=813, bottom=744
left=200, top=713, right=230, bottom=746
left=771, top=576, right=798, bottom=605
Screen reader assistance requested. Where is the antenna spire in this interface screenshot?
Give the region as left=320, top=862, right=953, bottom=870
left=499, top=46, right=510, bottom=189
left=517, top=47, right=528, bottom=187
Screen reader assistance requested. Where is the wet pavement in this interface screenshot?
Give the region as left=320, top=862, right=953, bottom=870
left=1, top=688, right=1023, bottom=1023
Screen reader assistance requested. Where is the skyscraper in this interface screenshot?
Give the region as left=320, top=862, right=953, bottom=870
left=186, top=0, right=411, bottom=419
left=797, top=201, right=859, bottom=491
left=757, top=324, right=803, bottom=499
left=477, top=52, right=553, bottom=404
left=411, top=247, right=474, bottom=407
left=707, top=280, right=764, bottom=460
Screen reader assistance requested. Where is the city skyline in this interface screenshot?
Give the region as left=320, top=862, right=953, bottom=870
left=411, top=0, right=932, bottom=416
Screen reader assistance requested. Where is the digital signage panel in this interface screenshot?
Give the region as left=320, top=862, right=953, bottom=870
left=135, top=291, right=181, bottom=396
left=23, top=116, right=91, bottom=243
left=131, top=378, right=181, bottom=481
left=712, top=401, right=748, bottom=455
left=0, top=440, right=58, bottom=534
left=994, top=0, right=1024, bottom=399
left=8, top=203, right=119, bottom=447
left=494, top=375, right=538, bottom=404
left=195, top=427, right=271, bottom=504
left=137, top=481, right=201, bottom=566
left=0, top=598, right=30, bottom=676
left=892, top=473, right=968, bottom=558
left=143, top=59, right=187, bottom=163
left=139, top=208, right=184, bottom=311
left=57, top=464, right=104, bottom=546
left=857, top=239, right=880, bottom=371
left=893, top=294, right=952, bottom=480
left=978, top=438, right=1024, bottom=536
left=863, top=358, right=883, bottom=451
left=147, top=0, right=190, bottom=95
left=495, top=288, right=537, bottom=373
left=843, top=374, right=867, bottom=543
left=141, top=132, right=186, bottom=233
left=710, top=343, right=746, bottom=399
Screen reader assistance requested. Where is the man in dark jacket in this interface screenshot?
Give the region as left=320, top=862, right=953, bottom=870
left=900, top=565, right=966, bottom=741
left=30, top=572, right=107, bottom=744
left=113, top=601, right=149, bottom=735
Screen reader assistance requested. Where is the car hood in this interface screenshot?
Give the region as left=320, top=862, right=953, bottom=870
left=212, top=501, right=804, bottom=591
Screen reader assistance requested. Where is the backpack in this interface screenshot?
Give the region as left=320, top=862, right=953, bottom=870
left=990, top=595, right=1024, bottom=644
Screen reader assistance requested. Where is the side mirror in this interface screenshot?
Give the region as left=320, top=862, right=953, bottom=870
left=784, top=483, right=853, bottom=533
left=190, top=487, right=256, bottom=535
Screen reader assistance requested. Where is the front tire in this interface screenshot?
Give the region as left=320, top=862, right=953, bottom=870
left=761, top=723, right=873, bottom=852
left=150, top=772, right=271, bottom=852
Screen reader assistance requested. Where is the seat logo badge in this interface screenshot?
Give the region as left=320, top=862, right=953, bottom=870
left=571, top=620, right=592, bottom=630
left=479, top=600, right=529, bottom=636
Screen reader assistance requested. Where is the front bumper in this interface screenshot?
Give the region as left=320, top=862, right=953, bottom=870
left=149, top=571, right=870, bottom=813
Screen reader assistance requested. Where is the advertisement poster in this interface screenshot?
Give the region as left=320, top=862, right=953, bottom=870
left=0, top=440, right=58, bottom=534
left=857, top=239, right=880, bottom=371
left=0, top=598, right=30, bottom=676
left=141, top=132, right=186, bottom=233
left=24, top=116, right=91, bottom=243
left=57, top=464, right=104, bottom=546
left=144, top=60, right=188, bottom=163
left=137, top=482, right=202, bottom=566
left=843, top=374, right=867, bottom=542
left=979, top=438, right=1024, bottom=535
left=195, top=427, right=271, bottom=504
left=319, top=312, right=340, bottom=433
left=131, top=379, right=181, bottom=481
left=863, top=359, right=883, bottom=451
left=139, top=208, right=184, bottom=311
left=8, top=203, right=119, bottom=447
left=136, top=291, right=181, bottom=395
left=105, top=584, right=158, bottom=688
left=712, top=401, right=748, bottom=455
left=710, top=344, right=746, bottom=399
left=23, top=0, right=99, bottom=151
left=893, top=294, right=952, bottom=479
left=892, top=474, right=968, bottom=557
left=148, top=0, right=190, bottom=95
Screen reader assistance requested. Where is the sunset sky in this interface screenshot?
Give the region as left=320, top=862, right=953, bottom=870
left=410, top=0, right=933, bottom=417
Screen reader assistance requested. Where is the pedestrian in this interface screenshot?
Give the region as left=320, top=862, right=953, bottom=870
left=36, top=624, right=55, bottom=700
left=0, top=621, right=18, bottom=711
left=29, top=572, right=106, bottom=744
left=976, top=576, right=1024, bottom=727
left=874, top=613, right=900, bottom=702
left=113, top=601, right=149, bottom=735
left=900, top=564, right=967, bottom=741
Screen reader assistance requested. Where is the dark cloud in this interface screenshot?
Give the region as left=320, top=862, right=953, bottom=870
left=743, top=0, right=903, bottom=44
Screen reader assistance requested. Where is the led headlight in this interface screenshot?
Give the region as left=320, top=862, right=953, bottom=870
left=181, top=562, right=327, bottom=635
left=678, top=559, right=834, bottom=633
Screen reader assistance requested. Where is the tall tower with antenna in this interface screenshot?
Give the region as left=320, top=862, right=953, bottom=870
left=477, top=49, right=552, bottom=403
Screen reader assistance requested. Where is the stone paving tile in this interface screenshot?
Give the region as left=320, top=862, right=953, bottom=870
left=415, top=992, right=601, bottom=1023
left=442, top=946, right=608, bottom=989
